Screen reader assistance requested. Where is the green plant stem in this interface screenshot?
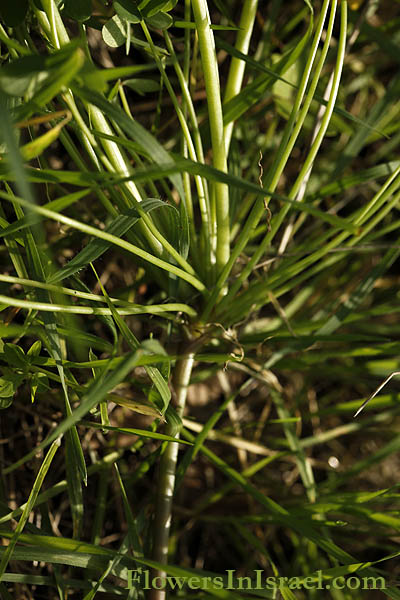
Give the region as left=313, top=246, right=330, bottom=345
left=218, top=0, right=339, bottom=310
left=180, top=0, right=198, bottom=260
left=36, top=0, right=201, bottom=277
left=39, top=0, right=69, bottom=47
left=223, top=0, right=259, bottom=154
left=202, top=0, right=345, bottom=322
left=0, top=22, right=30, bottom=55
left=86, top=104, right=143, bottom=202
left=240, top=0, right=346, bottom=292
left=149, top=352, right=195, bottom=600
left=140, top=21, right=206, bottom=260
left=163, top=29, right=213, bottom=274
left=164, top=30, right=207, bottom=170
left=191, top=0, right=230, bottom=276
left=198, top=2, right=319, bottom=321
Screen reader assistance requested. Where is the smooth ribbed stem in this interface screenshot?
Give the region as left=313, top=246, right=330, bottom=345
left=148, top=352, right=194, bottom=600
left=223, top=0, right=259, bottom=154
left=191, top=0, right=230, bottom=276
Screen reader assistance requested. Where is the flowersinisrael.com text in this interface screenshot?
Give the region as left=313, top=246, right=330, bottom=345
left=126, top=568, right=385, bottom=592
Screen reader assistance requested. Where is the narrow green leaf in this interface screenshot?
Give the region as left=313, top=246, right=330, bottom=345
left=217, top=37, right=387, bottom=138
left=65, top=433, right=84, bottom=537
left=0, top=189, right=91, bottom=239
left=106, top=393, right=162, bottom=419
left=223, top=24, right=312, bottom=125
left=0, top=438, right=61, bottom=580
left=139, top=0, right=175, bottom=18
left=11, top=46, right=85, bottom=122
left=3, top=350, right=144, bottom=474
left=82, top=533, right=133, bottom=600
left=47, top=200, right=176, bottom=284
left=317, top=245, right=400, bottom=335
left=3, top=343, right=27, bottom=368
left=90, top=264, right=172, bottom=412
left=0, top=188, right=205, bottom=291
left=123, top=78, right=160, bottom=95
left=70, top=85, right=185, bottom=202
left=19, top=117, right=70, bottom=161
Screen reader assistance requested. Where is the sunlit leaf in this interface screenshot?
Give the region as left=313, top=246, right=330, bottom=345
left=102, top=14, right=129, bottom=48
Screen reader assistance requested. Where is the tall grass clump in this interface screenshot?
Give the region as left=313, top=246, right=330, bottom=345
left=1, top=0, right=400, bottom=598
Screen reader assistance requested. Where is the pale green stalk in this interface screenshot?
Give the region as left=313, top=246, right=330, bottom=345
left=353, top=164, right=400, bottom=227
left=200, top=0, right=327, bottom=320
left=191, top=0, right=230, bottom=275
left=263, top=165, right=400, bottom=311
left=39, top=0, right=69, bottom=47
left=349, top=177, right=400, bottom=242
left=163, top=29, right=212, bottom=268
left=0, top=274, right=195, bottom=311
left=180, top=1, right=197, bottom=257
left=35, top=6, right=105, bottom=172
left=35, top=10, right=143, bottom=209
left=223, top=0, right=259, bottom=154
left=140, top=23, right=198, bottom=167
left=260, top=166, right=400, bottom=303
left=230, top=0, right=345, bottom=298
left=0, top=294, right=196, bottom=317
left=227, top=148, right=400, bottom=321
left=163, top=31, right=207, bottom=168
left=140, top=22, right=208, bottom=259
left=181, top=0, right=196, bottom=233
left=86, top=104, right=143, bottom=203
left=213, top=0, right=346, bottom=318
left=287, top=0, right=346, bottom=200
left=40, top=0, right=61, bottom=48
left=35, top=5, right=141, bottom=196
left=148, top=353, right=195, bottom=600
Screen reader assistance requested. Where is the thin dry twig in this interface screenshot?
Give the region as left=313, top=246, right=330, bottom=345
left=354, top=371, right=400, bottom=417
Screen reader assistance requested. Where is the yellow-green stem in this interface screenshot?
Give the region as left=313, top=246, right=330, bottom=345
left=191, top=0, right=230, bottom=276
left=223, top=0, right=259, bottom=154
